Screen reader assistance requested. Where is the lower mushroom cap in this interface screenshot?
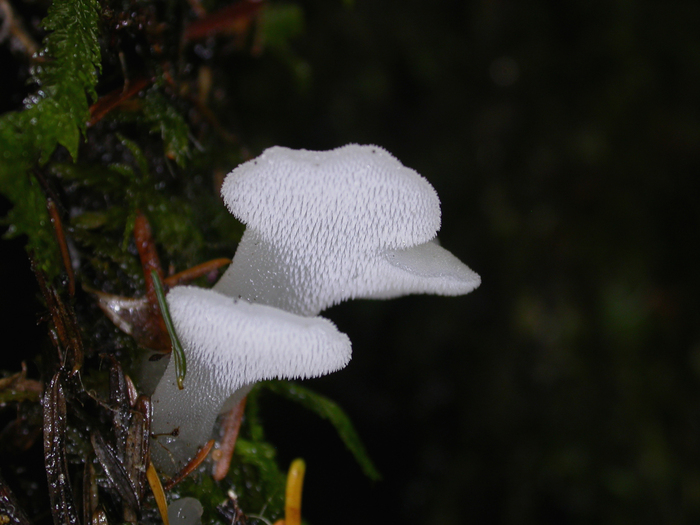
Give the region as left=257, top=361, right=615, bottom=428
left=150, top=286, right=351, bottom=473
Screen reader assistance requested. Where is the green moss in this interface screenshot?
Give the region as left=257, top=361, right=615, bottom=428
left=0, top=0, right=101, bottom=279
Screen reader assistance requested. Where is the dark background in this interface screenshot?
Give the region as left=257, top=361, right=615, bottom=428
left=3, top=1, right=700, bottom=524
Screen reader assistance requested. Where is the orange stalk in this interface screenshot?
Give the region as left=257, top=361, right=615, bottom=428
left=163, top=439, right=216, bottom=491
left=47, top=198, right=75, bottom=296
left=87, top=78, right=152, bottom=127
left=212, top=396, right=247, bottom=481
left=164, top=258, right=231, bottom=288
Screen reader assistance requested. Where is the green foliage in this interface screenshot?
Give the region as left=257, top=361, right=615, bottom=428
left=152, top=270, right=187, bottom=389
left=141, top=87, right=191, bottom=168
left=257, top=3, right=310, bottom=88
left=232, top=439, right=286, bottom=518
left=177, top=440, right=286, bottom=523
left=37, top=0, right=101, bottom=158
left=53, top=136, right=204, bottom=288
left=262, top=380, right=381, bottom=481
left=0, top=145, right=61, bottom=276
left=0, top=0, right=100, bottom=278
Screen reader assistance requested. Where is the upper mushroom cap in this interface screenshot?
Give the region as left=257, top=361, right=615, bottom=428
left=149, top=285, right=351, bottom=472
left=215, top=144, right=480, bottom=316
left=221, top=144, right=441, bottom=251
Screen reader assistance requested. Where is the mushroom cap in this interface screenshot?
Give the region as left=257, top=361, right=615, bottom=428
left=150, top=285, right=351, bottom=472
left=168, top=286, right=351, bottom=386
left=215, top=145, right=480, bottom=316
left=221, top=144, right=441, bottom=251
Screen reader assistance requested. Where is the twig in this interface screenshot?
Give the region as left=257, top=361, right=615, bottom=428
left=47, top=198, right=75, bottom=296
left=162, top=439, right=216, bottom=491
left=212, top=396, right=247, bottom=481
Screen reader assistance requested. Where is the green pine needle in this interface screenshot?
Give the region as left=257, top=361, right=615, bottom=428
left=151, top=270, right=187, bottom=389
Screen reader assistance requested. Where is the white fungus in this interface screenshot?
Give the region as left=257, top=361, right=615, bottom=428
left=149, top=144, right=480, bottom=473
left=150, top=286, right=351, bottom=473
left=214, top=144, right=480, bottom=316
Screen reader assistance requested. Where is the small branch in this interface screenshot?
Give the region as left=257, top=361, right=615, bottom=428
left=87, top=77, right=152, bottom=127
left=162, top=439, right=216, bottom=491
left=47, top=198, right=75, bottom=296
left=164, top=258, right=231, bottom=287
left=212, top=396, right=247, bottom=481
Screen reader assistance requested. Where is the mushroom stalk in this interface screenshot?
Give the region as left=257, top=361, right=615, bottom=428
left=150, top=359, right=253, bottom=473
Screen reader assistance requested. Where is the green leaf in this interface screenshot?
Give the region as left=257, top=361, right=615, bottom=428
left=147, top=200, right=203, bottom=265
left=0, top=389, right=41, bottom=405
left=151, top=270, right=187, bottom=389
left=117, top=134, right=150, bottom=177
left=51, top=162, right=130, bottom=192
left=30, top=0, right=101, bottom=160
left=262, top=381, right=381, bottom=481
left=0, top=156, right=60, bottom=277
left=70, top=210, right=108, bottom=230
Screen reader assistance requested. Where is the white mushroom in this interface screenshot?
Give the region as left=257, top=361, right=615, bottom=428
left=149, top=285, right=351, bottom=473
left=214, top=144, right=480, bottom=316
